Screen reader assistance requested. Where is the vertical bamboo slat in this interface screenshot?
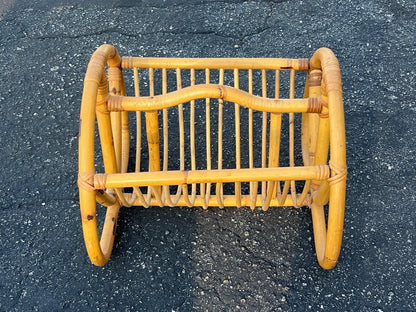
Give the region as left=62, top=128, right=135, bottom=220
left=248, top=69, right=257, bottom=210
left=162, top=68, right=169, bottom=173
left=289, top=70, right=297, bottom=205
left=161, top=68, right=175, bottom=207
left=121, top=114, right=130, bottom=173
left=176, top=68, right=192, bottom=206
left=273, top=70, right=282, bottom=199
left=216, top=68, right=224, bottom=208
left=110, top=112, right=122, bottom=172
left=263, top=70, right=282, bottom=211
left=130, top=67, right=143, bottom=207
left=145, top=68, right=160, bottom=173
left=261, top=69, right=268, bottom=205
left=133, top=68, right=141, bottom=174
left=190, top=68, right=197, bottom=204
left=204, top=68, right=212, bottom=208
left=145, top=68, right=161, bottom=198
left=234, top=68, right=241, bottom=207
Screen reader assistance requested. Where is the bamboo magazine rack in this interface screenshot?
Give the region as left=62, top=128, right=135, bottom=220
left=78, top=44, right=347, bottom=269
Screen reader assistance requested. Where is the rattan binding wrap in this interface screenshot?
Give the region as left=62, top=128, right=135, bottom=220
left=78, top=45, right=347, bottom=269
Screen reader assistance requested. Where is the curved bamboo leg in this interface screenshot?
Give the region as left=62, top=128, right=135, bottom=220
left=80, top=189, right=121, bottom=266
left=309, top=48, right=347, bottom=269
left=311, top=177, right=346, bottom=269
left=79, top=44, right=123, bottom=266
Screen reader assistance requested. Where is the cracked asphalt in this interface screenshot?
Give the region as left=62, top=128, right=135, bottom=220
left=1, top=0, right=415, bottom=311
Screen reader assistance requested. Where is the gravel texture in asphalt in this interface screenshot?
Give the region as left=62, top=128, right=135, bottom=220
left=0, top=0, right=415, bottom=311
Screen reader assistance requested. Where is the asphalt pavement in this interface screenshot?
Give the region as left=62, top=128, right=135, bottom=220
left=0, top=0, right=415, bottom=311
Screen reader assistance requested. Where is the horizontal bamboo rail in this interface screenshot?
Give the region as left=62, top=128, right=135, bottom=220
left=122, top=56, right=309, bottom=71
left=94, top=165, right=330, bottom=189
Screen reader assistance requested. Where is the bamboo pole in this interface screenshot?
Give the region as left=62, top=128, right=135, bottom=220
left=301, top=69, right=322, bottom=168
left=161, top=68, right=175, bottom=207
left=96, top=72, right=118, bottom=175
left=204, top=68, right=212, bottom=208
left=133, top=68, right=141, bottom=174
left=261, top=69, right=267, bottom=205
left=263, top=70, right=282, bottom=211
left=145, top=68, right=160, bottom=173
left=95, top=165, right=330, bottom=189
left=107, top=85, right=321, bottom=114
left=107, top=66, right=125, bottom=172
left=79, top=44, right=123, bottom=266
left=309, top=47, right=347, bottom=270
left=234, top=68, right=241, bottom=208
left=122, top=57, right=310, bottom=71
left=190, top=69, right=197, bottom=204
left=216, top=69, right=224, bottom=208
left=248, top=69, right=257, bottom=210
left=289, top=69, right=298, bottom=206
left=176, top=68, right=191, bottom=206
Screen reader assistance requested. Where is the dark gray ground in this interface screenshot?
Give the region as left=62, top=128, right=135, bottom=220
left=1, top=0, right=415, bottom=311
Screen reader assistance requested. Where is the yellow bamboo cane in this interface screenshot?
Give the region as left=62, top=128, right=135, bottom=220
left=78, top=44, right=346, bottom=269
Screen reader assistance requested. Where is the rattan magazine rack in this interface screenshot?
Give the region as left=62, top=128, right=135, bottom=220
left=78, top=44, right=347, bottom=269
